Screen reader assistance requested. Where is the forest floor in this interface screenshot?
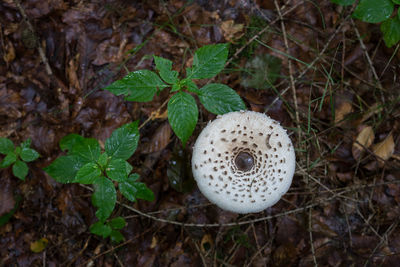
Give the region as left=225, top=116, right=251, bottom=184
left=1, top=0, right=400, bottom=266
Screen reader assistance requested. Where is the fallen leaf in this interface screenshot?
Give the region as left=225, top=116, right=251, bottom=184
left=372, top=133, right=395, bottom=163
left=220, top=20, right=245, bottom=43
left=352, top=126, right=374, bottom=160
left=141, top=122, right=172, bottom=154
left=3, top=39, right=16, bottom=63
left=30, top=238, right=48, bottom=253
left=200, top=234, right=213, bottom=253
left=335, top=101, right=353, bottom=125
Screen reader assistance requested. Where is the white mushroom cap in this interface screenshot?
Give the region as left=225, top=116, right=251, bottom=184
left=192, top=110, right=295, bottom=214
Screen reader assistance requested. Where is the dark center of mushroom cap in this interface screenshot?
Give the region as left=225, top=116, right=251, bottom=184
left=234, top=152, right=254, bottom=172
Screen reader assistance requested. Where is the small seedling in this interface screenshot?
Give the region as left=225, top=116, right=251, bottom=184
left=44, top=122, right=154, bottom=242
left=331, top=0, right=400, bottom=47
left=0, top=138, right=40, bottom=180
left=104, top=43, right=246, bottom=146
left=90, top=216, right=127, bottom=243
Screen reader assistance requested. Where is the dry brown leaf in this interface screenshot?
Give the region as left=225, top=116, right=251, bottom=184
left=352, top=126, right=374, bottom=160
left=141, top=122, right=172, bottom=154
left=3, top=39, right=15, bottom=63
left=372, top=133, right=395, bottom=163
left=335, top=101, right=353, bottom=125
left=220, top=20, right=245, bottom=43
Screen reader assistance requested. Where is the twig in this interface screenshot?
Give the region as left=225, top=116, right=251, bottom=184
left=13, top=0, right=53, bottom=76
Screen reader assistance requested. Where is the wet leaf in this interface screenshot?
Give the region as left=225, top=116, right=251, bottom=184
left=0, top=137, right=14, bottom=154
left=106, top=158, right=128, bottom=182
left=75, top=162, right=101, bottom=184
left=0, top=151, right=17, bottom=168
left=90, top=221, right=112, bottom=238
left=105, top=121, right=140, bottom=160
left=141, top=122, right=172, bottom=154
left=44, top=155, right=83, bottom=183
left=167, top=149, right=195, bottom=193
left=353, top=0, right=393, bottom=23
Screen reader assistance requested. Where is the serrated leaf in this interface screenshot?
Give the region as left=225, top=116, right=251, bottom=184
left=12, top=160, right=28, bottom=180
left=0, top=138, right=14, bottom=154
left=75, top=162, right=101, bottom=184
left=44, top=155, right=83, bottom=183
left=71, top=138, right=101, bottom=164
left=154, top=56, right=179, bottom=84
left=353, top=0, right=393, bottom=23
left=60, top=134, right=84, bottom=151
left=90, top=221, right=112, bottom=238
left=92, top=176, right=116, bottom=222
left=119, top=173, right=154, bottom=202
left=330, top=0, right=354, bottom=5
left=20, top=147, right=40, bottom=162
left=0, top=151, right=17, bottom=168
left=241, top=54, right=281, bottom=89
left=199, top=83, right=246, bottom=115
left=167, top=92, right=198, bottom=146
left=106, top=158, right=128, bottom=182
left=187, top=43, right=228, bottom=79
left=381, top=16, right=400, bottom=47
left=109, top=217, right=126, bottom=230
left=105, top=122, right=139, bottom=160
left=105, top=70, right=168, bottom=102
left=110, top=230, right=124, bottom=243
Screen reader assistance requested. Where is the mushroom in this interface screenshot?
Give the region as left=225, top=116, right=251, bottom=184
left=191, top=110, right=295, bottom=214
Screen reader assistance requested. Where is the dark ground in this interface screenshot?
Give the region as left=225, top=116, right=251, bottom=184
left=1, top=0, right=400, bottom=266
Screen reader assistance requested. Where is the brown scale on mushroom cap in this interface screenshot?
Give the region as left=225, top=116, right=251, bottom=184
left=191, top=110, right=296, bottom=214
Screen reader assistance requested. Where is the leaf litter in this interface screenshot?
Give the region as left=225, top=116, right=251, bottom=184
left=0, top=0, right=400, bottom=266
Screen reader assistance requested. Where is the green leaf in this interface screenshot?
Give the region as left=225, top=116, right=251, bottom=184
left=0, top=195, right=21, bottom=226
left=70, top=138, right=101, bottom=164
left=75, top=162, right=101, bottom=184
left=20, top=139, right=31, bottom=149
left=105, top=122, right=140, bottom=160
left=154, top=56, right=179, bottom=84
left=90, top=221, right=112, bottom=238
left=187, top=43, right=228, bottom=79
left=393, top=0, right=400, bottom=4
left=353, top=0, right=394, bottom=23
left=105, top=70, right=168, bottom=102
left=168, top=92, right=198, bottom=146
left=92, top=176, right=116, bottom=222
left=0, top=138, right=14, bottom=154
left=60, top=134, right=84, bottom=151
left=12, top=160, right=29, bottom=180
left=0, top=151, right=17, bottom=168
left=381, top=16, right=400, bottom=47
left=134, top=182, right=155, bottom=201
left=241, top=54, right=282, bottom=89
left=199, top=83, right=246, bottom=115
left=109, top=217, right=126, bottom=230
left=110, top=230, right=124, bottom=243
left=20, top=147, right=40, bottom=162
left=44, top=155, right=83, bottom=183
left=119, top=174, right=155, bottom=202
left=97, top=152, right=109, bottom=168
left=330, top=0, right=354, bottom=5
left=181, top=79, right=200, bottom=94
left=106, top=158, right=128, bottom=182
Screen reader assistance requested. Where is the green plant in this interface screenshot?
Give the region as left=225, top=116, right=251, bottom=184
left=104, top=43, right=246, bottom=146
left=90, top=216, right=127, bottom=243
left=331, top=0, right=400, bottom=47
left=0, top=138, right=40, bottom=180
left=44, top=122, right=154, bottom=242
